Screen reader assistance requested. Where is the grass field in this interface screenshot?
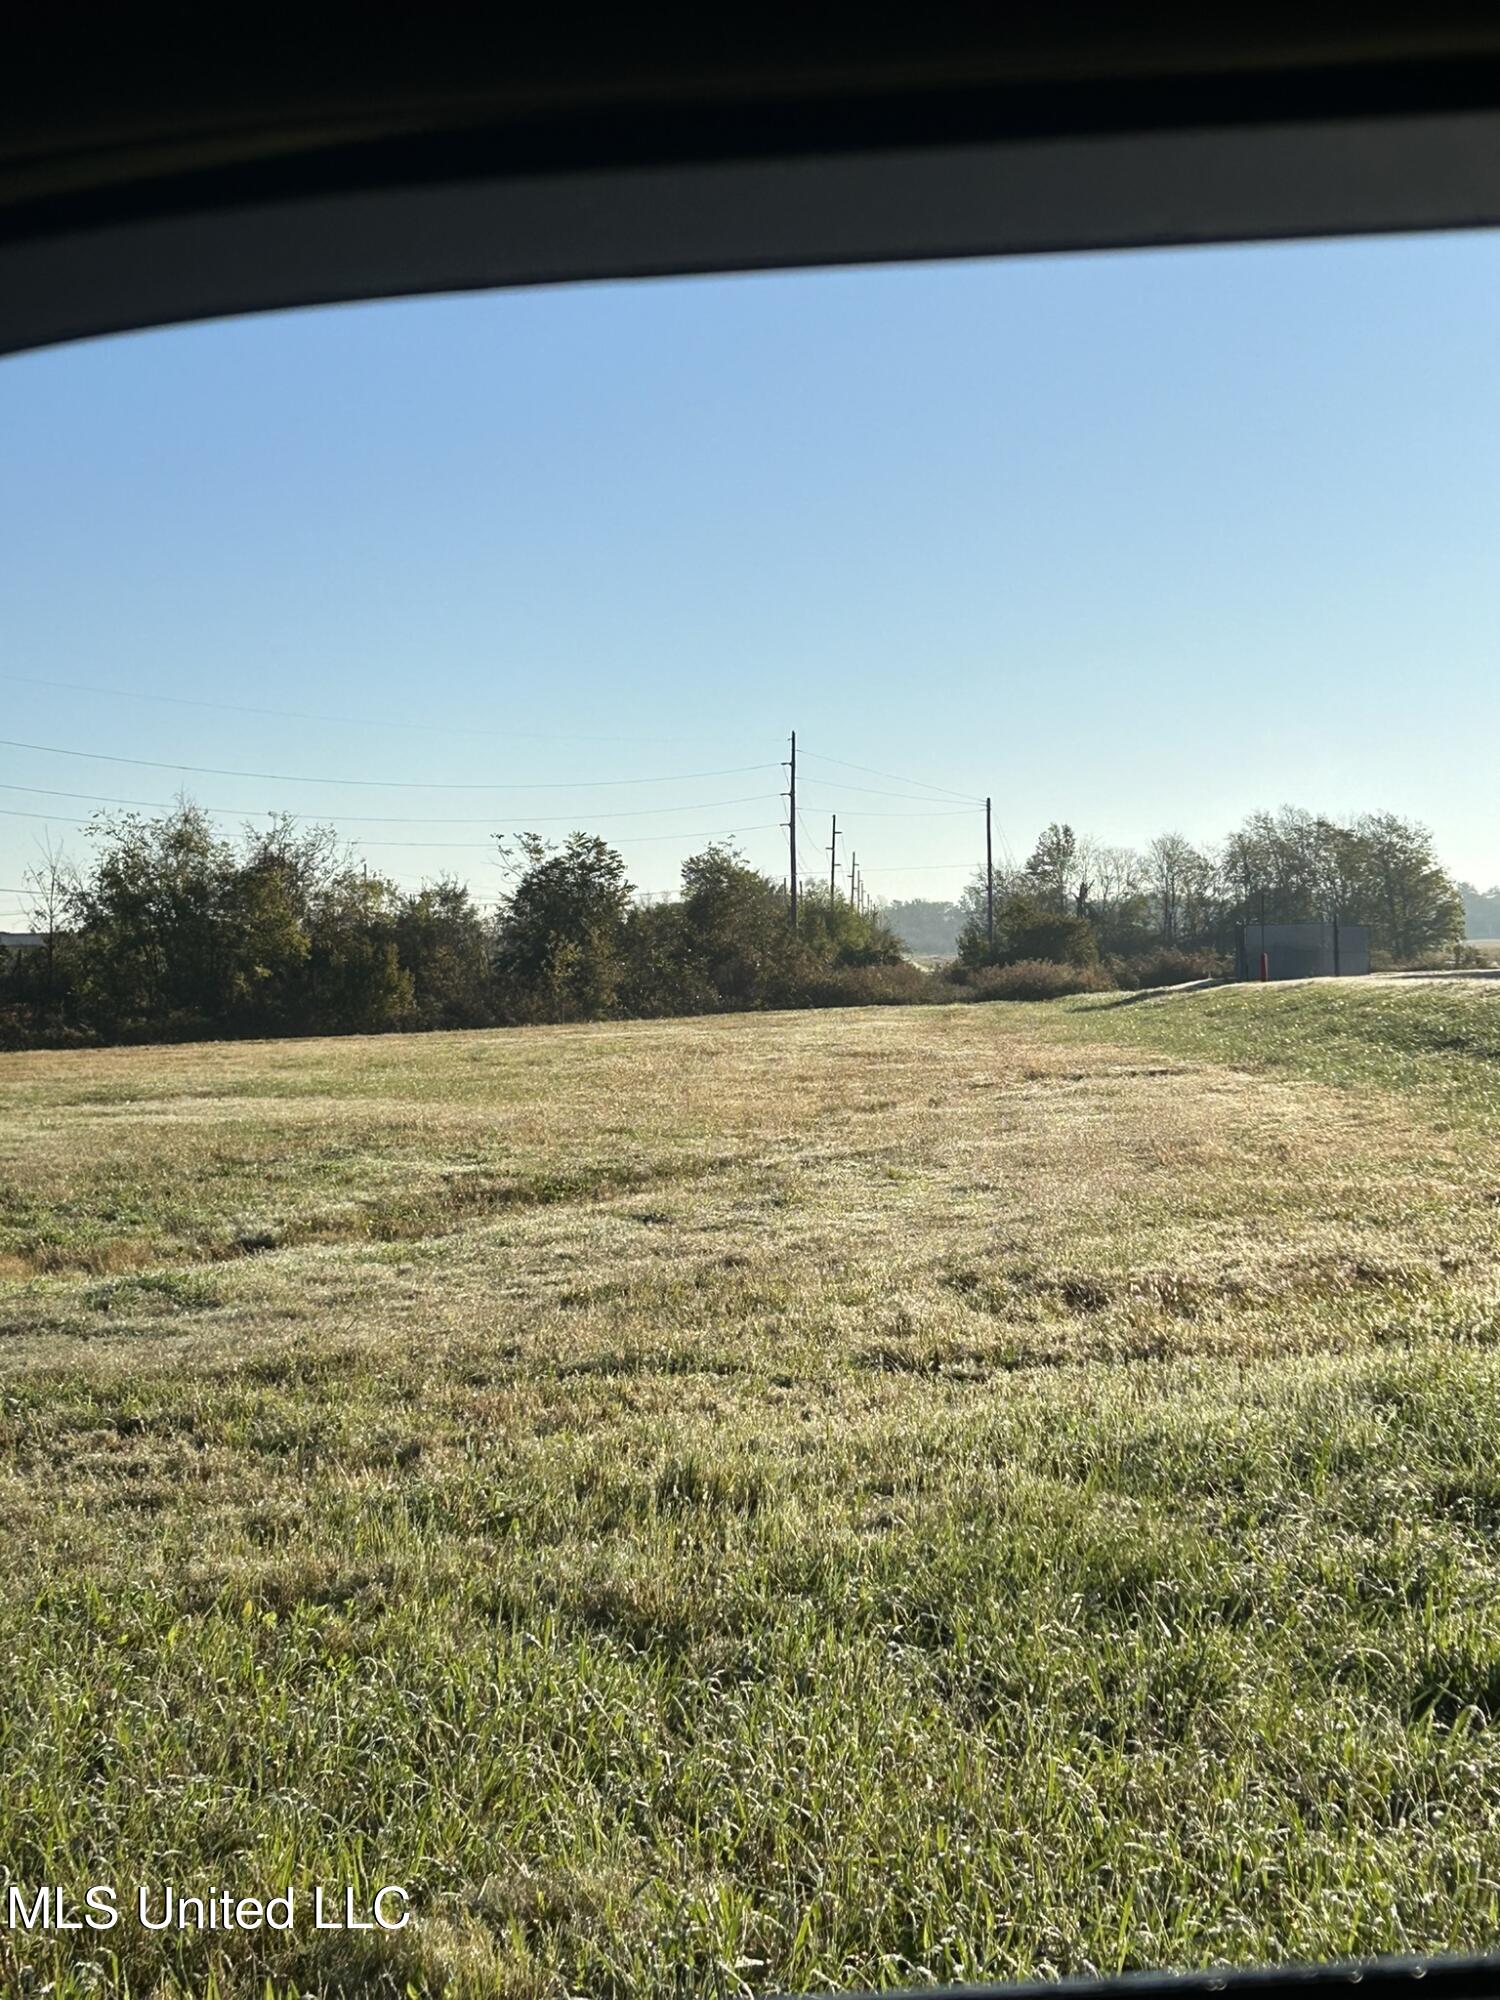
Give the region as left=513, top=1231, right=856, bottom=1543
left=3, top=985, right=1500, bottom=1997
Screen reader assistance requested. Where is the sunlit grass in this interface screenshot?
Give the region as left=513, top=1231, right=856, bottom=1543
left=1, top=990, right=1499, bottom=1995
left=1058, top=979, right=1500, bottom=1131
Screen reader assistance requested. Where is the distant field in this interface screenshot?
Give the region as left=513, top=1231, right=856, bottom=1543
left=3, top=989, right=1500, bottom=1997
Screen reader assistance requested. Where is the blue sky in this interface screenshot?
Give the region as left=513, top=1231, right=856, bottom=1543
left=1, top=228, right=1497, bottom=922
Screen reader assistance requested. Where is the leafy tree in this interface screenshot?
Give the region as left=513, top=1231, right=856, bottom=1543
left=1079, top=843, right=1153, bottom=955
left=958, top=893, right=1097, bottom=969
left=1348, top=812, right=1464, bottom=959
left=65, top=805, right=239, bottom=1036
left=0, top=790, right=1472, bottom=1049
left=22, top=842, right=73, bottom=1020
left=956, top=854, right=1027, bottom=958
left=1004, top=896, right=1098, bottom=966
left=1220, top=806, right=1463, bottom=959
left=619, top=900, right=697, bottom=1016
left=306, top=871, right=414, bottom=1032
left=218, top=817, right=327, bottom=1029
left=795, top=886, right=906, bottom=972
left=1221, top=807, right=1339, bottom=928
left=676, top=843, right=803, bottom=1009
left=1022, top=823, right=1081, bottom=915
left=395, top=880, right=493, bottom=1028
left=1459, top=882, right=1500, bottom=938
left=493, top=833, right=633, bottom=1022
left=1143, top=832, right=1214, bottom=943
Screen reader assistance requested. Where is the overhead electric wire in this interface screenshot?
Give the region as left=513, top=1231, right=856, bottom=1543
left=0, top=799, right=782, bottom=852
left=618, top=822, right=778, bottom=846
left=0, top=723, right=997, bottom=896
left=797, top=800, right=976, bottom=820
left=799, top=749, right=983, bottom=804
left=0, top=679, right=988, bottom=801
left=357, top=821, right=779, bottom=851
left=0, top=670, right=717, bottom=750
left=0, top=781, right=780, bottom=826
left=858, top=860, right=982, bottom=874
left=795, top=775, right=986, bottom=805
left=0, top=778, right=970, bottom=826
left=0, top=737, right=778, bottom=792
left=0, top=806, right=89, bottom=826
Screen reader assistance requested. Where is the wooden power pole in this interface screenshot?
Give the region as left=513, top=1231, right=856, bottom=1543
left=828, top=814, right=839, bottom=899
left=985, top=796, right=995, bottom=949
left=786, top=730, right=798, bottom=932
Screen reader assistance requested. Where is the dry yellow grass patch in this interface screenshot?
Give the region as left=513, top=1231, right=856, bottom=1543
left=1, top=1001, right=1489, bottom=1371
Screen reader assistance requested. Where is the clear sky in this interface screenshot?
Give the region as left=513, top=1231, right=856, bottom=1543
left=2, top=226, right=1497, bottom=924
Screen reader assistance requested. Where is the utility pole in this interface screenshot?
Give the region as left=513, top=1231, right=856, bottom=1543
left=849, top=851, right=857, bottom=913
left=785, top=730, right=798, bottom=932
left=985, top=797, right=995, bottom=950
left=828, top=814, right=839, bottom=900
left=1258, top=883, right=1268, bottom=981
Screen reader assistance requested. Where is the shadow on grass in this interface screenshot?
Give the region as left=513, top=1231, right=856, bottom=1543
left=1085, top=979, right=1226, bottom=1011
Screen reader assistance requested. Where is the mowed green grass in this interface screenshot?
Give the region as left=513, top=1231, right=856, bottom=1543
left=2, top=989, right=1500, bottom=1997
left=1059, top=978, right=1500, bottom=1132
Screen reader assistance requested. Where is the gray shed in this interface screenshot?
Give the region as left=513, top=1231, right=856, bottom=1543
left=1236, top=921, right=1370, bottom=981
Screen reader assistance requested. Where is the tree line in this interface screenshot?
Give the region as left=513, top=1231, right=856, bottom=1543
left=941, top=807, right=1464, bottom=968
left=0, top=799, right=1468, bottom=1049
left=0, top=806, right=907, bottom=1047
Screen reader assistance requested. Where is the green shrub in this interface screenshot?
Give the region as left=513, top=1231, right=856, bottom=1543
left=957, top=895, right=1099, bottom=970
left=1408, top=941, right=1493, bottom=971
left=958, top=959, right=1116, bottom=1002
left=794, top=963, right=936, bottom=1008
left=0, top=1004, right=93, bottom=1051
left=1112, top=947, right=1230, bottom=989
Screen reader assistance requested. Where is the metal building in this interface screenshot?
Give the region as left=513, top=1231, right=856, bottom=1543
left=1236, top=921, right=1371, bottom=981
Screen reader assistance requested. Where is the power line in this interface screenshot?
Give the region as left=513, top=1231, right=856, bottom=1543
left=858, top=860, right=982, bottom=874
left=798, top=800, right=976, bottom=820
left=799, top=749, right=983, bottom=804
left=0, top=806, right=89, bottom=827
left=622, top=822, right=778, bottom=845
left=0, top=737, right=778, bottom=792
left=0, top=802, right=782, bottom=851
left=797, top=775, right=986, bottom=805
left=0, top=781, right=780, bottom=826
left=356, top=821, right=779, bottom=851
left=795, top=808, right=818, bottom=857
left=0, top=680, right=991, bottom=805
left=0, top=780, right=971, bottom=824
left=0, top=734, right=994, bottom=815
left=0, top=727, right=1001, bottom=895
left=0, top=670, right=718, bottom=750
